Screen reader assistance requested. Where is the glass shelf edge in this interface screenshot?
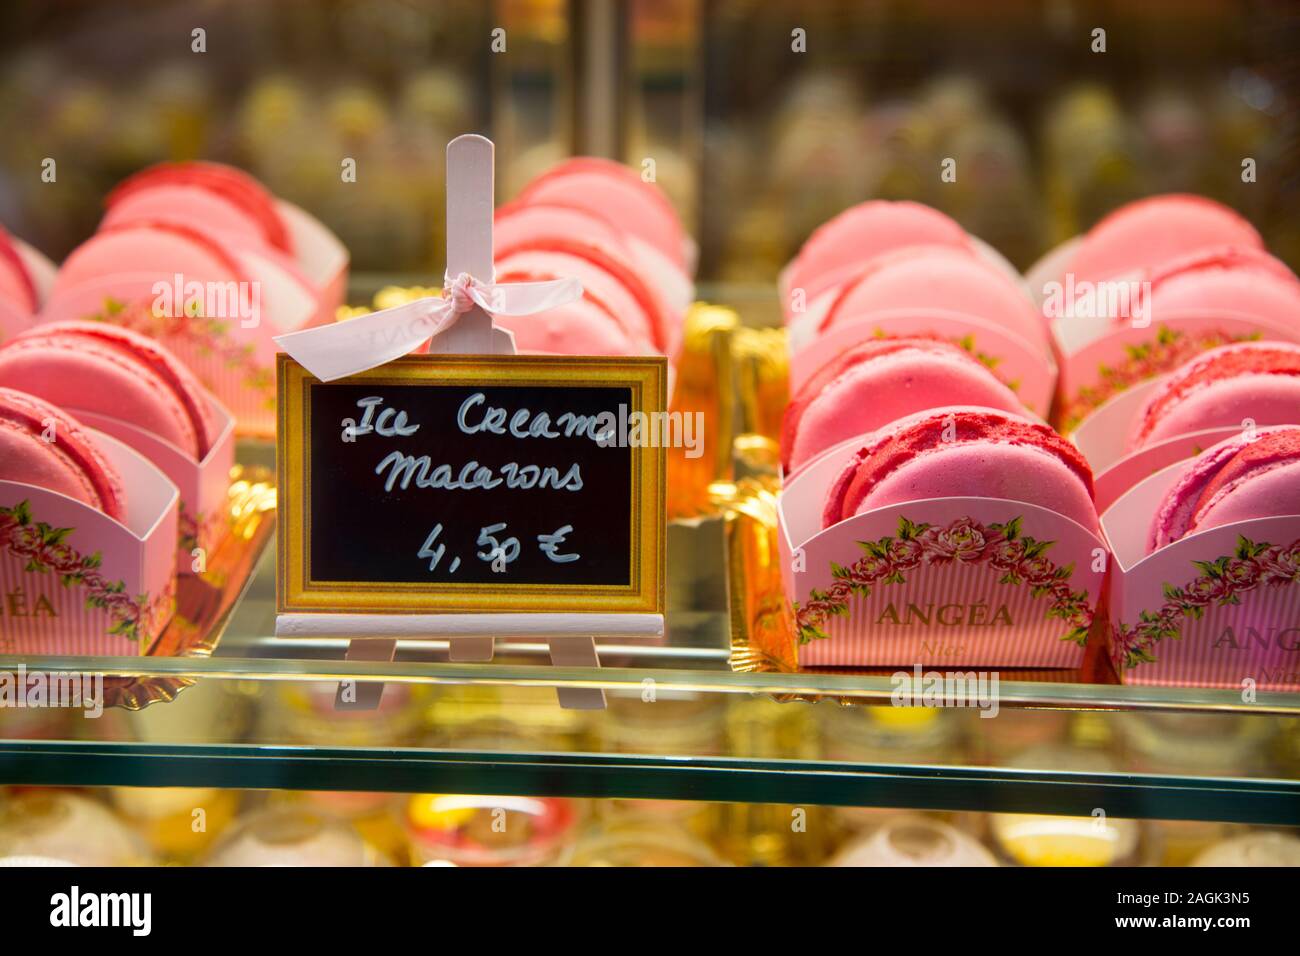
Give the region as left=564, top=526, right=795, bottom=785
left=2, top=741, right=1297, bottom=825
left=1, top=654, right=1296, bottom=715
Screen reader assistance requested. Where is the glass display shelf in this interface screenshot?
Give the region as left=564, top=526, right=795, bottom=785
left=1, top=526, right=1298, bottom=824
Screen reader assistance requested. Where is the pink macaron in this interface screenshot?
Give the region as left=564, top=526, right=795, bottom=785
left=1063, top=194, right=1264, bottom=284
left=1148, top=426, right=1300, bottom=552
left=494, top=237, right=672, bottom=355
left=0, top=224, right=38, bottom=316
left=52, top=220, right=250, bottom=298
left=1138, top=246, right=1300, bottom=327
left=816, top=245, right=1049, bottom=354
left=514, top=157, right=688, bottom=271
left=784, top=201, right=972, bottom=309
left=0, top=386, right=127, bottom=520
left=0, top=321, right=220, bottom=459
left=105, top=161, right=292, bottom=254
left=494, top=200, right=632, bottom=261
left=822, top=407, right=1099, bottom=534
left=1127, top=342, right=1300, bottom=451
left=781, top=337, right=1024, bottom=473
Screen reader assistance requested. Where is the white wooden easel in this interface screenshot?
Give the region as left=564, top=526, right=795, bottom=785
left=306, top=134, right=667, bottom=710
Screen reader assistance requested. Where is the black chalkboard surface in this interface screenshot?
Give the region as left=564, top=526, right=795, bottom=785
left=278, top=354, right=667, bottom=616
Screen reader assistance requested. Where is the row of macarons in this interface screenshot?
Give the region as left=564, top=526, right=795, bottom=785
left=0, top=155, right=695, bottom=438
left=813, top=404, right=1300, bottom=558
left=781, top=194, right=1300, bottom=472
left=780, top=194, right=1300, bottom=558
left=782, top=192, right=1298, bottom=360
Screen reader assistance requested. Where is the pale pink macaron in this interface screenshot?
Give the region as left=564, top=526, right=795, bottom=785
left=494, top=237, right=672, bottom=355
left=494, top=200, right=632, bottom=261
left=1139, top=246, right=1300, bottom=327
left=822, top=406, right=1099, bottom=534
left=784, top=201, right=972, bottom=309
left=781, top=337, right=1024, bottom=473
left=102, top=184, right=272, bottom=255
left=1127, top=342, right=1300, bottom=451
left=0, top=386, right=127, bottom=520
left=0, top=224, right=38, bottom=315
left=104, top=161, right=292, bottom=254
left=1148, top=426, right=1300, bottom=552
left=52, top=220, right=250, bottom=298
left=514, top=157, right=689, bottom=271
left=816, top=245, right=1050, bottom=355
left=0, top=321, right=221, bottom=459
left=1063, top=193, right=1264, bottom=284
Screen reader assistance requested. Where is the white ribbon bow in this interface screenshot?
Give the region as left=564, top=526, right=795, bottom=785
left=274, top=272, right=583, bottom=382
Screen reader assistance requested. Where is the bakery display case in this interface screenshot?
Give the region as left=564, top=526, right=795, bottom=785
left=2, top=0, right=1300, bottom=872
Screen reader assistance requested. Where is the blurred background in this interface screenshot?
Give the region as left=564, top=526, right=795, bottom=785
left=1, top=0, right=1297, bottom=299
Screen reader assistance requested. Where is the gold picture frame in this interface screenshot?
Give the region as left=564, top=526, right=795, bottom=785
left=277, top=354, right=667, bottom=616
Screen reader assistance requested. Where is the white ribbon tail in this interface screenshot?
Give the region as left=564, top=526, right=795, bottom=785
left=274, top=297, right=452, bottom=382
left=473, top=276, right=583, bottom=315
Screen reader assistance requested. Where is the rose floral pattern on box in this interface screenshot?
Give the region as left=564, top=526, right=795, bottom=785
left=795, top=515, right=1094, bottom=647
left=0, top=500, right=148, bottom=647
left=1111, top=533, right=1300, bottom=671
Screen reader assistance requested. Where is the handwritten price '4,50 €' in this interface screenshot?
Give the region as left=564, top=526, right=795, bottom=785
left=417, top=522, right=580, bottom=574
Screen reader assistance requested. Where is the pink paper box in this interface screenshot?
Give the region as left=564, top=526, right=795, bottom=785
left=1052, top=308, right=1300, bottom=433
left=778, top=436, right=1106, bottom=668
left=0, top=430, right=179, bottom=655
left=1101, top=462, right=1300, bottom=692
left=72, top=385, right=235, bottom=567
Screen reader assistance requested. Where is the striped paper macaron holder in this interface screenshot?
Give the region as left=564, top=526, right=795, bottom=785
left=1100, top=459, right=1300, bottom=693
left=777, top=434, right=1106, bottom=669
left=0, top=430, right=179, bottom=656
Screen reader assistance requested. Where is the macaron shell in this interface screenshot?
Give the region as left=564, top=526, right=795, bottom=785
left=516, top=159, right=686, bottom=269
left=492, top=297, right=646, bottom=355
left=786, top=201, right=971, bottom=306
left=823, top=407, right=1097, bottom=532
left=102, top=185, right=270, bottom=252
left=1128, top=342, right=1300, bottom=451
left=783, top=343, right=1023, bottom=472
left=494, top=201, right=631, bottom=258
left=0, top=227, right=37, bottom=313
left=820, top=245, right=1049, bottom=353
left=1147, top=428, right=1300, bottom=551
left=1192, top=457, right=1300, bottom=534
left=495, top=243, right=665, bottom=352
left=1065, top=194, right=1263, bottom=283
left=0, top=387, right=126, bottom=520
left=107, top=161, right=291, bottom=254
left=1146, top=255, right=1300, bottom=326
left=54, top=223, right=245, bottom=295
left=0, top=322, right=218, bottom=458
left=854, top=443, right=1101, bottom=534
left=1132, top=374, right=1300, bottom=449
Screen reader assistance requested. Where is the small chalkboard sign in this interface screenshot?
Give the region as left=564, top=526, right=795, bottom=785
left=277, top=353, right=666, bottom=617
